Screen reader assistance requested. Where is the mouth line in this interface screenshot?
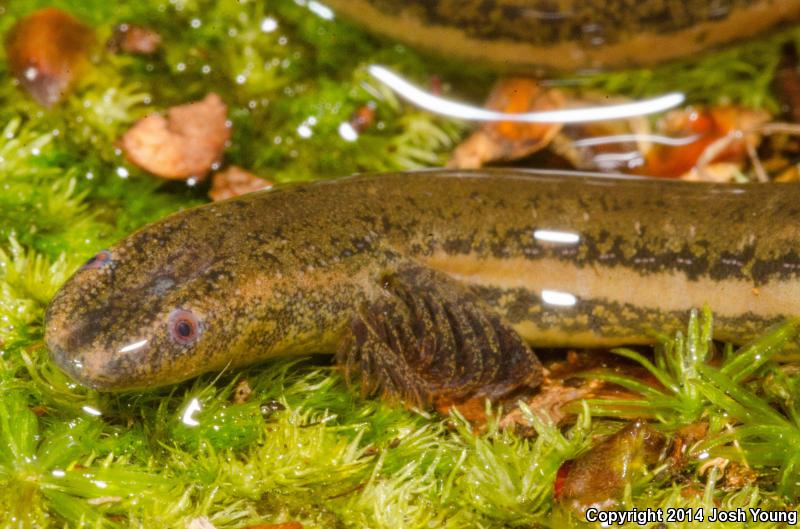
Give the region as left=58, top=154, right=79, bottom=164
left=46, top=339, right=83, bottom=376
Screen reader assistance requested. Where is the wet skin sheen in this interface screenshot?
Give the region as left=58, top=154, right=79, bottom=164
left=325, top=0, right=800, bottom=71
left=45, top=170, right=800, bottom=393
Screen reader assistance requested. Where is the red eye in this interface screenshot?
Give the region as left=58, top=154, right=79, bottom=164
left=81, top=250, right=112, bottom=271
left=168, top=309, right=201, bottom=344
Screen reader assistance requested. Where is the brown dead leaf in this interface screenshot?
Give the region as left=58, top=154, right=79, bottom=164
left=435, top=395, right=487, bottom=423
left=108, top=23, right=162, bottom=55
left=640, top=106, right=770, bottom=179
left=5, top=7, right=95, bottom=107
left=209, top=166, right=273, bottom=201
left=499, top=350, right=645, bottom=430
left=349, top=104, right=376, bottom=133
left=555, top=420, right=667, bottom=514
left=680, top=162, right=743, bottom=182
left=776, top=165, right=800, bottom=182
left=722, top=461, right=758, bottom=489
left=449, top=78, right=564, bottom=169
left=121, top=93, right=231, bottom=180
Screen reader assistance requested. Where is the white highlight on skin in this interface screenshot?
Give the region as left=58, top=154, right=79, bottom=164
left=541, top=289, right=578, bottom=307
left=118, top=338, right=148, bottom=354
left=368, top=65, right=685, bottom=123
left=182, top=398, right=202, bottom=426
left=82, top=405, right=102, bottom=417
left=533, top=229, right=580, bottom=244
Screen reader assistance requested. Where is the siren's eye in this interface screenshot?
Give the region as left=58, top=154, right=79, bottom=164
left=168, top=308, right=201, bottom=344
left=81, top=250, right=112, bottom=271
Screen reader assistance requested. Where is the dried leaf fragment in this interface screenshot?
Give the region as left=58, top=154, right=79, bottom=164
left=232, top=378, right=253, bottom=404
left=121, top=93, right=231, bottom=180
left=209, top=166, right=273, bottom=201
left=449, top=78, right=564, bottom=169
left=555, top=420, right=666, bottom=514
left=108, top=23, right=162, bottom=55
left=5, top=7, right=95, bottom=107
left=641, top=106, right=769, bottom=179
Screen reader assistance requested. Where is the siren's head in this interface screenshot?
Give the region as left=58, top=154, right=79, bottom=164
left=44, top=201, right=293, bottom=391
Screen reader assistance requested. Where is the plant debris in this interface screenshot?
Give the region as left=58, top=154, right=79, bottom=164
left=555, top=420, right=667, bottom=513
left=120, top=93, right=231, bottom=180
left=208, top=165, right=273, bottom=201
left=108, top=23, right=162, bottom=55
left=448, top=78, right=564, bottom=168
left=5, top=7, right=95, bottom=107
left=640, top=106, right=770, bottom=180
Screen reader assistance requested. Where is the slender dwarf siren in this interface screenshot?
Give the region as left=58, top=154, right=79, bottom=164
left=44, top=170, right=800, bottom=404
left=325, top=0, right=800, bottom=72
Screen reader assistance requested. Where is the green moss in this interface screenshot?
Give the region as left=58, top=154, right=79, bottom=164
left=2, top=0, right=800, bottom=527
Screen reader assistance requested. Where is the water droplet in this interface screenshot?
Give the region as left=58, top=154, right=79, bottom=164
left=82, top=405, right=102, bottom=416
left=260, top=17, right=278, bottom=33
left=176, top=62, right=186, bottom=72
left=201, top=64, right=211, bottom=74
left=116, top=166, right=129, bottom=178
left=308, top=1, right=335, bottom=20
left=23, top=66, right=38, bottom=81
left=182, top=398, right=202, bottom=426
left=190, top=18, right=201, bottom=28
left=338, top=122, right=358, bottom=142
left=296, top=123, right=312, bottom=138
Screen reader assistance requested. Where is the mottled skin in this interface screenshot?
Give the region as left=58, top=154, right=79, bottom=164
left=45, top=170, right=800, bottom=397
left=325, top=0, right=800, bottom=71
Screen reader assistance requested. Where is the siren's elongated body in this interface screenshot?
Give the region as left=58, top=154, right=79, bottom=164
left=45, top=171, right=800, bottom=401
left=325, top=0, right=800, bottom=71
